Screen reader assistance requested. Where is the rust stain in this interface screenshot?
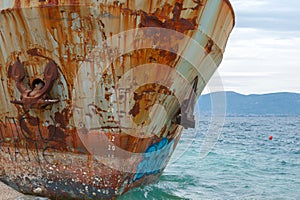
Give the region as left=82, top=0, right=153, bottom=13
left=8, top=59, right=59, bottom=109
left=0, top=0, right=235, bottom=199
left=13, top=0, right=21, bottom=8
left=140, top=2, right=198, bottom=33
left=205, top=39, right=214, bottom=54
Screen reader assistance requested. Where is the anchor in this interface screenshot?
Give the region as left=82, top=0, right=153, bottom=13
left=176, top=76, right=199, bottom=129
left=8, top=59, right=59, bottom=109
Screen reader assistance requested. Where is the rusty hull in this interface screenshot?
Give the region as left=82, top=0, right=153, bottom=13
left=0, top=0, right=234, bottom=199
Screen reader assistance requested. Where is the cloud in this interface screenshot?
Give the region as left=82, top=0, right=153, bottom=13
left=230, top=0, right=269, bottom=11
left=231, top=0, right=300, bottom=31
left=212, top=0, right=300, bottom=94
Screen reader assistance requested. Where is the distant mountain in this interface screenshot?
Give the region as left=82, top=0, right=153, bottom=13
left=198, top=92, right=300, bottom=116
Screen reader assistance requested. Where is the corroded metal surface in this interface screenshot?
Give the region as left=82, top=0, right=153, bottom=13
left=0, top=0, right=234, bottom=199
left=9, top=59, right=59, bottom=109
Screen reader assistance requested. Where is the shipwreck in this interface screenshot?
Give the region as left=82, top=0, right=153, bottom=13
left=0, top=0, right=234, bottom=199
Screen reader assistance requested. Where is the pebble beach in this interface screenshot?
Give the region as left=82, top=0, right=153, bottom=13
left=0, top=182, right=22, bottom=200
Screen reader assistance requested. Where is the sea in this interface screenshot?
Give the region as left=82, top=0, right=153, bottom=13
left=18, top=116, right=300, bottom=200
left=119, top=116, right=300, bottom=200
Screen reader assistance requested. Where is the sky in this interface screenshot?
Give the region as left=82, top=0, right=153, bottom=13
left=211, top=0, right=300, bottom=95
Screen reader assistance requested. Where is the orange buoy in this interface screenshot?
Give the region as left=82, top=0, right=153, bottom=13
left=269, top=135, right=273, bottom=140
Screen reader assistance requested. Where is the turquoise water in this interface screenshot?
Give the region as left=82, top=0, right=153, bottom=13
left=16, top=117, right=300, bottom=200
left=120, top=117, right=300, bottom=200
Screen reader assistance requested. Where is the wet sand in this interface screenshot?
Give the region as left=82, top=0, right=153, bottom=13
left=0, top=182, right=23, bottom=200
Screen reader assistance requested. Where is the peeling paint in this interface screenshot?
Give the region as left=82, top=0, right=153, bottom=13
left=0, top=0, right=234, bottom=199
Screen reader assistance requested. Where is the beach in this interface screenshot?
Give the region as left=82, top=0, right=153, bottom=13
left=0, top=182, right=22, bottom=200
